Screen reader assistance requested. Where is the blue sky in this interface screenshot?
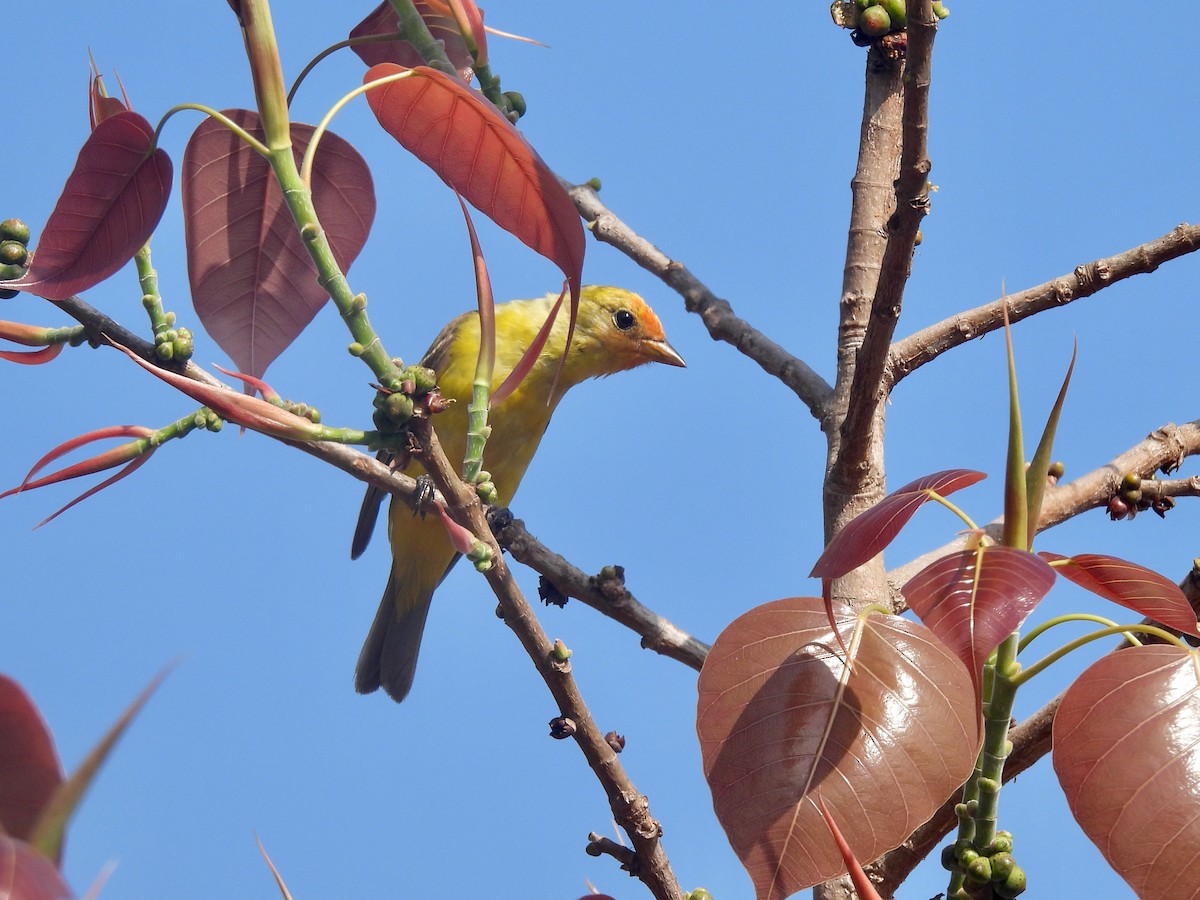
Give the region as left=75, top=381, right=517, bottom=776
left=2, top=3, right=1197, bottom=899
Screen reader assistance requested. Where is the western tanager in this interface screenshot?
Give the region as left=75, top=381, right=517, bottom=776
left=353, top=285, right=685, bottom=702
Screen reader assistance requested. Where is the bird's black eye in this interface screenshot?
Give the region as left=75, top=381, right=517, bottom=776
left=613, top=309, right=636, bottom=331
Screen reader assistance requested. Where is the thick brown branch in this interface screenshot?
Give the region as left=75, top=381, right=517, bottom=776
left=838, top=4, right=936, bottom=474
left=490, top=512, right=710, bottom=671
left=564, top=181, right=833, bottom=419
left=887, top=222, right=1200, bottom=386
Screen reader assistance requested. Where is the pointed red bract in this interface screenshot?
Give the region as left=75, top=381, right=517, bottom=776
left=903, top=546, right=1055, bottom=692
left=815, top=796, right=885, bottom=900
left=1040, top=552, right=1200, bottom=637
left=1054, top=644, right=1200, bottom=899
left=3, top=112, right=171, bottom=301
left=0, top=676, right=64, bottom=847
left=0, top=836, right=74, bottom=900
left=809, top=469, right=986, bottom=580
left=697, top=598, right=980, bottom=899
left=362, top=64, right=583, bottom=316
left=182, top=110, right=375, bottom=382
left=0, top=345, right=65, bottom=365
left=351, top=0, right=486, bottom=80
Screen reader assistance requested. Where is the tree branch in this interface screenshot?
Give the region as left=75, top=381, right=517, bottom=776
left=490, top=512, right=710, bottom=671
left=411, top=418, right=685, bottom=900
left=564, top=181, right=833, bottom=419
left=837, top=3, right=935, bottom=474
left=887, top=222, right=1200, bottom=386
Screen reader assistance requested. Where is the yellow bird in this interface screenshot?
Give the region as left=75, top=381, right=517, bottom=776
left=353, top=285, right=685, bottom=702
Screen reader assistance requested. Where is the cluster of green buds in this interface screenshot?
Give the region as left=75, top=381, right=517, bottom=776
left=152, top=315, right=195, bottom=363
left=1108, top=471, right=1175, bottom=521
left=370, top=361, right=442, bottom=433
left=0, top=218, right=32, bottom=299
left=831, top=0, right=950, bottom=49
left=942, top=831, right=1026, bottom=898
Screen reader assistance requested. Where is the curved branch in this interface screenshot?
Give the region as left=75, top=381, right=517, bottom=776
left=887, top=222, right=1200, bottom=386
left=490, top=512, right=710, bottom=671
left=564, top=181, right=833, bottom=419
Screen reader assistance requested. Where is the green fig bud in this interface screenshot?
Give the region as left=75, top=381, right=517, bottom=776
left=940, top=844, right=959, bottom=871
left=384, top=391, right=415, bottom=423
left=503, top=90, right=527, bottom=119
left=932, top=1, right=950, bottom=18
left=995, top=864, right=1026, bottom=898
left=883, top=0, right=906, bottom=27
left=965, top=855, right=992, bottom=885
left=0, top=219, right=30, bottom=245
left=1047, top=460, right=1065, bottom=479
left=0, top=240, right=28, bottom=267
left=989, top=851, right=1015, bottom=881
left=859, top=5, right=891, bottom=35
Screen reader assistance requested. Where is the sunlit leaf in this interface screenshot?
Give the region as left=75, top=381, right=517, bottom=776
left=0, top=836, right=74, bottom=899
left=1040, top=552, right=1200, bottom=638
left=362, top=64, right=583, bottom=315
left=3, top=112, right=171, bottom=301
left=903, top=546, right=1055, bottom=692
left=1054, top=644, right=1200, bottom=899
left=0, top=676, right=64, bottom=849
left=350, top=0, right=486, bottom=80
left=181, top=109, right=375, bottom=382
left=809, top=469, right=986, bottom=580
left=697, top=598, right=979, bottom=899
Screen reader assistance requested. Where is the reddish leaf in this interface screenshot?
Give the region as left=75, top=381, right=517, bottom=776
left=362, top=64, right=583, bottom=314
left=809, top=469, right=986, bottom=580
left=697, top=598, right=980, bottom=899
left=350, top=1, right=486, bottom=80
left=1040, top=552, right=1200, bottom=638
left=3, top=112, right=171, bottom=301
left=181, top=110, right=375, bottom=381
left=903, top=546, right=1055, bottom=692
left=0, top=836, right=74, bottom=900
left=0, top=676, right=64, bottom=847
left=1054, top=644, right=1200, bottom=899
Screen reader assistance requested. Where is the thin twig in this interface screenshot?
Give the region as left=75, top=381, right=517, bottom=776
left=564, top=181, right=833, bottom=419
left=411, top=418, right=685, bottom=900
left=490, top=512, right=710, bottom=671
left=887, top=222, right=1200, bottom=386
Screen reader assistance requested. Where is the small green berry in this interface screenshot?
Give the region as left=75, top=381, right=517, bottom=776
left=932, top=1, right=950, bottom=18
left=859, top=5, right=891, bottom=35
left=990, top=851, right=1015, bottom=882
left=1047, top=460, right=1065, bottom=479
left=0, top=219, right=30, bottom=245
left=0, top=240, right=28, bottom=266
left=502, top=90, right=526, bottom=119
left=883, top=0, right=906, bottom=27
left=995, top=864, right=1026, bottom=898
left=965, top=855, right=992, bottom=885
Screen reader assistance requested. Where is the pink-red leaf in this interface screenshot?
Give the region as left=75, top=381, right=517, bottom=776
left=697, top=598, right=980, bottom=899
left=5, top=112, right=171, bottom=301
left=0, top=676, right=64, bottom=847
left=809, top=469, right=986, bottom=580
left=1054, top=644, right=1200, bottom=899
left=181, top=110, right=375, bottom=381
left=1040, top=552, right=1200, bottom=638
left=350, top=1, right=486, bottom=80
left=903, top=546, right=1055, bottom=692
left=0, top=836, right=74, bottom=900
left=362, top=64, right=583, bottom=313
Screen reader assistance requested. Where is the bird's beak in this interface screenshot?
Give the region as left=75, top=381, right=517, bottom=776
left=641, top=338, right=686, bottom=368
